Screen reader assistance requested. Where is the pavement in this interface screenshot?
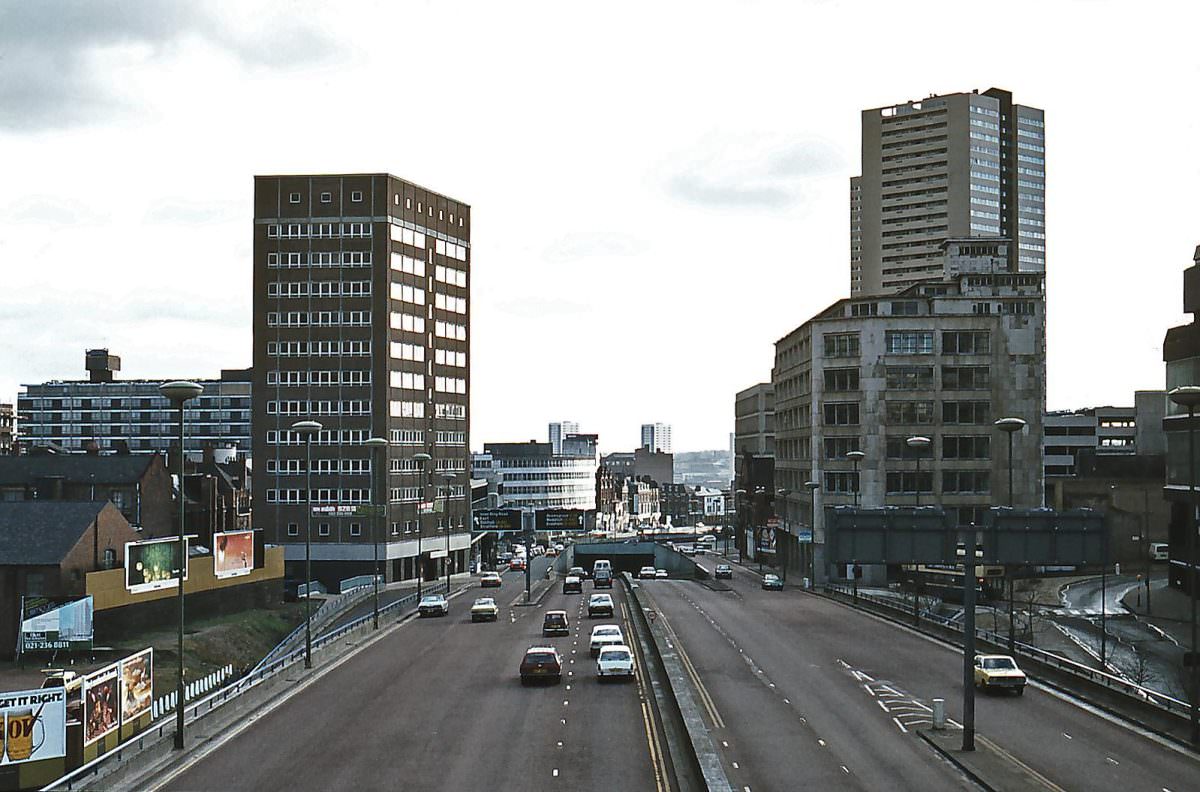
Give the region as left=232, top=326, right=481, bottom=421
left=154, top=566, right=667, bottom=792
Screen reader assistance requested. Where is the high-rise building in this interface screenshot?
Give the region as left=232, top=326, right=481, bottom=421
left=640, top=422, right=672, bottom=454
left=734, top=383, right=775, bottom=486
left=548, top=420, right=579, bottom=455
left=851, top=88, right=1045, bottom=296
left=253, top=173, right=471, bottom=585
left=0, top=404, right=13, bottom=455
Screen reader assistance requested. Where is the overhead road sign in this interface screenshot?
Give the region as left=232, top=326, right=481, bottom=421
left=475, top=509, right=523, bottom=532
left=535, top=509, right=590, bottom=532
left=825, top=507, right=954, bottom=564
left=982, top=508, right=1107, bottom=565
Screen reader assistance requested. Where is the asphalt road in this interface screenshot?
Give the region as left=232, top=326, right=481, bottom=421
left=646, top=564, right=1200, bottom=792
left=161, top=567, right=659, bottom=792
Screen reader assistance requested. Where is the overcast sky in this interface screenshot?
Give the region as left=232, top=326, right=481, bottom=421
left=1, top=0, right=1198, bottom=453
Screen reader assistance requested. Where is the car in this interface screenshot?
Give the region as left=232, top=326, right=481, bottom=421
left=498, top=552, right=513, bottom=564
left=471, top=597, right=499, bottom=622
left=974, top=654, right=1027, bottom=695
left=542, top=610, right=570, bottom=637
left=761, top=574, right=784, bottom=591
left=593, top=569, right=613, bottom=589
left=679, top=545, right=696, bottom=556
left=655, top=569, right=668, bottom=579
left=698, top=535, right=717, bottom=548
left=563, top=575, right=583, bottom=594
left=509, top=558, right=527, bottom=572
left=597, top=645, right=635, bottom=681
left=638, top=566, right=657, bottom=579
left=588, top=594, right=615, bottom=618
left=418, top=594, right=449, bottom=617
left=568, top=566, right=588, bottom=580
left=520, top=646, right=563, bottom=685
left=546, top=548, right=559, bottom=558
left=714, top=564, right=733, bottom=580
left=480, top=571, right=503, bottom=588
left=589, top=624, right=624, bottom=655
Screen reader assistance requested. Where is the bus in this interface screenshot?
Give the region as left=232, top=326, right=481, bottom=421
left=900, top=564, right=1005, bottom=603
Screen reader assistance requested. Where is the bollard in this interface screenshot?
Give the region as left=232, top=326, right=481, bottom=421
left=932, top=698, right=946, bottom=730
left=802, top=577, right=811, bottom=590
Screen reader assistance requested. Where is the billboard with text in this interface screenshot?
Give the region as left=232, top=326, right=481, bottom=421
left=125, top=536, right=188, bottom=594
left=20, top=596, right=93, bottom=652
left=83, top=664, right=119, bottom=746
left=0, top=688, right=66, bottom=765
left=213, top=530, right=254, bottom=579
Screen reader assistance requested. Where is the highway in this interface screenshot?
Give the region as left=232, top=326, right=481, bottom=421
left=643, top=562, right=1200, bottom=791
left=160, top=567, right=662, bottom=792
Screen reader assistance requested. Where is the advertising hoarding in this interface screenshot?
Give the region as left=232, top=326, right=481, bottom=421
left=213, top=530, right=254, bottom=579
left=83, top=664, right=119, bottom=746
left=20, top=596, right=93, bottom=652
left=125, top=536, right=188, bottom=594
left=119, top=648, right=153, bottom=723
left=0, top=688, right=67, bottom=765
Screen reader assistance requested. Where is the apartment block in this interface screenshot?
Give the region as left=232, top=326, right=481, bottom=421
left=1044, top=396, right=1165, bottom=478
left=734, top=382, right=775, bottom=486
left=852, top=88, right=1045, bottom=296
left=253, top=173, right=470, bottom=585
left=481, top=441, right=597, bottom=512
left=548, top=421, right=580, bottom=455
left=0, top=404, right=12, bottom=454
left=640, top=422, right=672, bottom=454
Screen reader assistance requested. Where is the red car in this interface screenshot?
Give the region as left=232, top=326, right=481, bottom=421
left=520, top=646, right=563, bottom=685
left=509, top=558, right=526, bottom=571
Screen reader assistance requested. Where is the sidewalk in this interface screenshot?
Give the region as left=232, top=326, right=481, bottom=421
left=1121, top=578, right=1195, bottom=647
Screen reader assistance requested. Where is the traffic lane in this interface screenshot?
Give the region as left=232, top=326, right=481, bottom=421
left=705, top=573, right=1200, bottom=792
left=164, top=584, right=636, bottom=791
left=648, top=579, right=964, bottom=791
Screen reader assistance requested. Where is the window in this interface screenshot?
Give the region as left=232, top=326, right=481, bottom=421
left=942, top=366, right=990, bottom=390
left=823, top=402, right=860, bottom=426
left=885, top=366, right=933, bottom=390
left=318, top=523, right=331, bottom=537
left=885, top=471, right=933, bottom=494
left=891, top=301, right=919, bottom=316
left=823, top=437, right=860, bottom=460
left=289, top=192, right=301, bottom=203
left=943, top=401, right=991, bottom=425
left=349, top=523, right=362, bottom=537
left=943, top=331, right=991, bottom=355
left=850, top=302, right=877, bottom=317
left=886, top=436, right=931, bottom=460
left=287, top=523, right=299, bottom=537
left=943, top=471, right=990, bottom=494
left=351, top=190, right=363, bottom=202
left=885, top=331, right=934, bottom=355
left=823, top=333, right=860, bottom=358
left=823, top=368, right=859, bottom=392
left=320, top=191, right=332, bottom=203
left=954, top=506, right=988, bottom=527
left=886, top=400, right=934, bottom=425
left=943, top=435, right=990, bottom=459
left=824, top=471, right=858, bottom=494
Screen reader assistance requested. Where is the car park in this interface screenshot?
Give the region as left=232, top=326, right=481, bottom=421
left=589, top=624, right=624, bottom=655
left=542, top=610, right=570, bottom=637
left=520, top=646, right=563, bottom=685
left=418, top=594, right=450, bottom=617
left=563, top=575, right=583, bottom=594
left=588, top=593, right=615, bottom=618
left=592, top=569, right=613, bottom=589
left=471, top=597, right=499, bottom=622
left=480, top=571, right=503, bottom=588
left=714, top=564, right=733, bottom=580
left=655, top=569, right=668, bottom=579
left=974, top=654, right=1027, bottom=695
left=596, top=645, right=635, bottom=681
left=761, top=574, right=784, bottom=591
left=638, top=566, right=657, bottom=579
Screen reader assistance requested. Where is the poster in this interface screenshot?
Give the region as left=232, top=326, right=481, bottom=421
left=0, top=688, right=66, bottom=765
left=125, top=537, right=189, bottom=594
left=20, top=596, right=94, bottom=652
left=213, top=530, right=254, bottom=579
left=119, top=648, right=154, bottom=723
left=83, top=664, right=119, bottom=746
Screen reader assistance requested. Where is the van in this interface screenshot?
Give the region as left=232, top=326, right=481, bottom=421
left=593, top=569, right=613, bottom=589
left=1150, top=542, right=1169, bottom=562
left=593, top=559, right=611, bottom=576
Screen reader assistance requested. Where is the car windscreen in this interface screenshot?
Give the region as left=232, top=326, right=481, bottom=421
left=595, top=627, right=620, bottom=636
left=600, top=650, right=631, bottom=662
left=983, top=658, right=1016, bottom=669
left=525, top=653, right=556, bottom=664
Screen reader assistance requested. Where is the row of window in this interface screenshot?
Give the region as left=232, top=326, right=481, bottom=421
left=435, top=320, right=467, bottom=341
left=268, top=281, right=371, bottom=298
left=267, top=340, right=371, bottom=357
left=390, top=371, right=425, bottom=391
left=266, top=458, right=372, bottom=475
left=267, top=311, right=370, bottom=327
left=433, top=238, right=468, bottom=262
left=390, top=400, right=426, bottom=418
left=267, top=399, right=370, bottom=416
left=434, top=376, right=467, bottom=394
left=391, top=282, right=425, bottom=306
left=391, top=342, right=425, bottom=362
left=435, top=403, right=467, bottom=420
left=435, top=349, right=467, bottom=368
left=267, top=223, right=371, bottom=239
left=266, top=488, right=370, bottom=504
left=267, top=370, right=371, bottom=386
left=392, top=253, right=425, bottom=277
left=435, top=264, right=467, bottom=288
left=434, top=293, right=467, bottom=314
left=268, top=251, right=371, bottom=269
left=391, top=311, right=425, bottom=334
left=268, top=429, right=368, bottom=445
left=390, top=224, right=427, bottom=250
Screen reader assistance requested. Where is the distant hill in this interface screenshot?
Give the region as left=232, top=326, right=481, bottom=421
left=673, top=450, right=732, bottom=488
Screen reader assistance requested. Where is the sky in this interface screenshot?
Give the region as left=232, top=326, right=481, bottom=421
left=1, top=0, right=1198, bottom=454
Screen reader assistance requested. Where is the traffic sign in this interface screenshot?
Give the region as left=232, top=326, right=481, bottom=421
left=535, top=509, right=589, bottom=532
left=475, top=509, right=523, bottom=532
left=796, top=530, right=813, bottom=543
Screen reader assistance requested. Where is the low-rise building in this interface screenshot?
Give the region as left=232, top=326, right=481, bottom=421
left=1044, top=395, right=1165, bottom=479
left=0, top=403, right=14, bottom=455
left=1163, top=244, right=1200, bottom=594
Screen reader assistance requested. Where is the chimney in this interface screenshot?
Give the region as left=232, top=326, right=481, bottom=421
left=85, top=349, right=120, bottom=383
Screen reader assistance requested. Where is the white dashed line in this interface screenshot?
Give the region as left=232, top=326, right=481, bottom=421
left=1106, top=757, right=1119, bottom=766
left=732, top=761, right=739, bottom=769
left=841, top=765, right=850, bottom=774
left=553, top=768, right=559, bottom=777
left=818, top=739, right=826, bottom=747
left=722, top=740, right=729, bottom=747
left=1063, top=732, right=1072, bottom=740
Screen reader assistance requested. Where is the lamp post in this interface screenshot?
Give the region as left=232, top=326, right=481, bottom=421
left=735, top=488, right=747, bottom=563
left=413, top=452, right=432, bottom=599
left=1168, top=385, right=1200, bottom=746
left=291, top=420, right=323, bottom=670
left=442, top=471, right=457, bottom=591
left=845, top=451, right=865, bottom=508
left=805, top=480, right=820, bottom=589
left=364, top=437, right=388, bottom=630
left=906, top=436, right=932, bottom=625
left=777, top=488, right=790, bottom=582
left=994, top=417, right=1026, bottom=654
left=159, top=381, right=202, bottom=752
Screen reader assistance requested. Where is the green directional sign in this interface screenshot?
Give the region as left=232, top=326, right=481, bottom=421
left=353, top=505, right=385, bottom=517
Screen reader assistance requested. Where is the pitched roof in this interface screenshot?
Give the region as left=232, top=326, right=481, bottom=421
left=0, top=501, right=110, bottom=565
left=0, top=455, right=158, bottom=487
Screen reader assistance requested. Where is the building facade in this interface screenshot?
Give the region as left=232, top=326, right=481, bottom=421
left=640, top=422, right=672, bottom=453
left=734, top=382, right=775, bottom=485
left=482, top=442, right=597, bottom=512
left=548, top=421, right=580, bottom=455
left=852, top=88, right=1045, bottom=296
left=1044, top=396, right=1165, bottom=479
left=253, top=173, right=471, bottom=585
left=0, top=404, right=13, bottom=454
left=18, top=351, right=251, bottom=456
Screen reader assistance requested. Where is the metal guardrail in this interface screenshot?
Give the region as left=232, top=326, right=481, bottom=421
left=44, top=581, right=449, bottom=791
left=822, top=583, right=1192, bottom=721
left=337, top=574, right=383, bottom=594
left=296, top=580, right=326, bottom=598
left=252, top=578, right=390, bottom=673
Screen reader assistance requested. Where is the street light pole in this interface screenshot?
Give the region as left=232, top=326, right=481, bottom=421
left=735, top=488, right=747, bottom=564
left=365, top=437, right=388, bottom=630
left=413, top=452, right=432, bottom=600
left=906, top=437, right=932, bottom=626
left=291, top=420, right=323, bottom=670
left=159, top=381, right=202, bottom=752
left=995, top=417, right=1027, bottom=654
left=777, top=489, right=790, bottom=582
left=442, top=471, right=457, bottom=592
left=805, top=480, right=820, bottom=589
left=1168, top=386, right=1200, bottom=746
left=846, top=451, right=864, bottom=509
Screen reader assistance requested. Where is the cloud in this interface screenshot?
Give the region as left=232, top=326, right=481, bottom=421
left=4, top=195, right=111, bottom=225
left=143, top=198, right=242, bottom=226
left=542, top=232, right=646, bottom=263
left=664, top=134, right=845, bottom=210
left=493, top=296, right=593, bottom=319
left=0, top=1, right=337, bottom=131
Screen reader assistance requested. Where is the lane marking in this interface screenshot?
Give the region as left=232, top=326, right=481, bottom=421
left=553, top=768, right=559, bottom=777
left=732, top=761, right=739, bottom=769
left=893, top=717, right=909, bottom=734
left=623, top=598, right=668, bottom=792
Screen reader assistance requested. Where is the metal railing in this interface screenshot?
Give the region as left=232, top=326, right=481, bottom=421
left=44, top=581, right=449, bottom=791
left=337, top=574, right=383, bottom=594
left=252, top=578, right=391, bottom=673
left=822, top=583, right=1191, bottom=721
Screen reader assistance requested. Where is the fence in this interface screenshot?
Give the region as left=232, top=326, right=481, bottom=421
left=338, top=574, right=384, bottom=594
left=150, top=665, right=233, bottom=720
left=253, top=578, right=387, bottom=673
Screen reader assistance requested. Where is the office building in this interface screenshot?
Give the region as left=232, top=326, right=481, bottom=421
left=18, top=350, right=251, bottom=456
left=641, top=422, right=672, bottom=454
left=852, top=88, right=1045, bottom=296
left=734, top=383, right=775, bottom=485
left=1163, top=244, right=1200, bottom=594
left=548, top=421, right=580, bottom=455
left=1044, top=395, right=1165, bottom=478
left=253, top=173, right=471, bottom=585
left=481, top=441, right=597, bottom=511
left=0, top=404, right=12, bottom=454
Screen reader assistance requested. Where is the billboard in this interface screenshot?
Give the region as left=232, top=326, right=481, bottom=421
left=119, top=648, right=154, bottom=723
left=20, top=596, right=93, bottom=652
left=83, top=664, right=119, bottom=746
left=0, top=688, right=67, bottom=765
left=213, top=530, right=254, bottom=579
left=125, top=536, right=188, bottom=594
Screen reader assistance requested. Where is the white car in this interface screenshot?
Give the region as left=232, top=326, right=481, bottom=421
left=589, top=624, right=624, bottom=655
left=596, top=644, right=635, bottom=681
left=655, top=569, right=668, bottom=579
left=470, top=597, right=499, bottom=622
left=638, top=566, right=657, bottom=579
left=588, top=594, right=615, bottom=617
left=418, top=594, right=449, bottom=617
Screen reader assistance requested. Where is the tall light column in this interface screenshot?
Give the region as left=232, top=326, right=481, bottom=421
left=159, top=380, right=203, bottom=752
left=1169, top=385, right=1200, bottom=746
left=442, top=471, right=457, bottom=591
left=805, top=479, right=820, bottom=588
left=994, top=417, right=1027, bottom=653
left=906, top=436, right=932, bottom=626
left=291, top=419, right=323, bottom=670
left=365, top=437, right=388, bottom=630
left=846, top=451, right=865, bottom=508
left=413, top=452, right=432, bottom=599
left=776, top=488, right=790, bottom=581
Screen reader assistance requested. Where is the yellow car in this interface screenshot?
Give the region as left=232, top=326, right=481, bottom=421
left=470, top=597, right=499, bottom=622
left=973, top=654, right=1026, bottom=695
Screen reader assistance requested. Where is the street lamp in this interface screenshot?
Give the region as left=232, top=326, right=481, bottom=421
left=413, top=452, right=432, bottom=599
left=1168, top=385, right=1200, bottom=746
left=735, top=488, right=747, bottom=563
left=805, top=480, right=820, bottom=589
left=845, top=451, right=865, bottom=508
left=159, top=380, right=202, bottom=752
left=291, top=420, right=323, bottom=670
left=905, top=437, right=930, bottom=508
left=364, top=437, right=388, bottom=630
left=777, top=488, right=790, bottom=582
left=441, top=471, right=457, bottom=591
left=994, top=417, right=1027, bottom=654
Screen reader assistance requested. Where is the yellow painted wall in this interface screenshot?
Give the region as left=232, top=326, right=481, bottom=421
left=86, top=546, right=284, bottom=611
